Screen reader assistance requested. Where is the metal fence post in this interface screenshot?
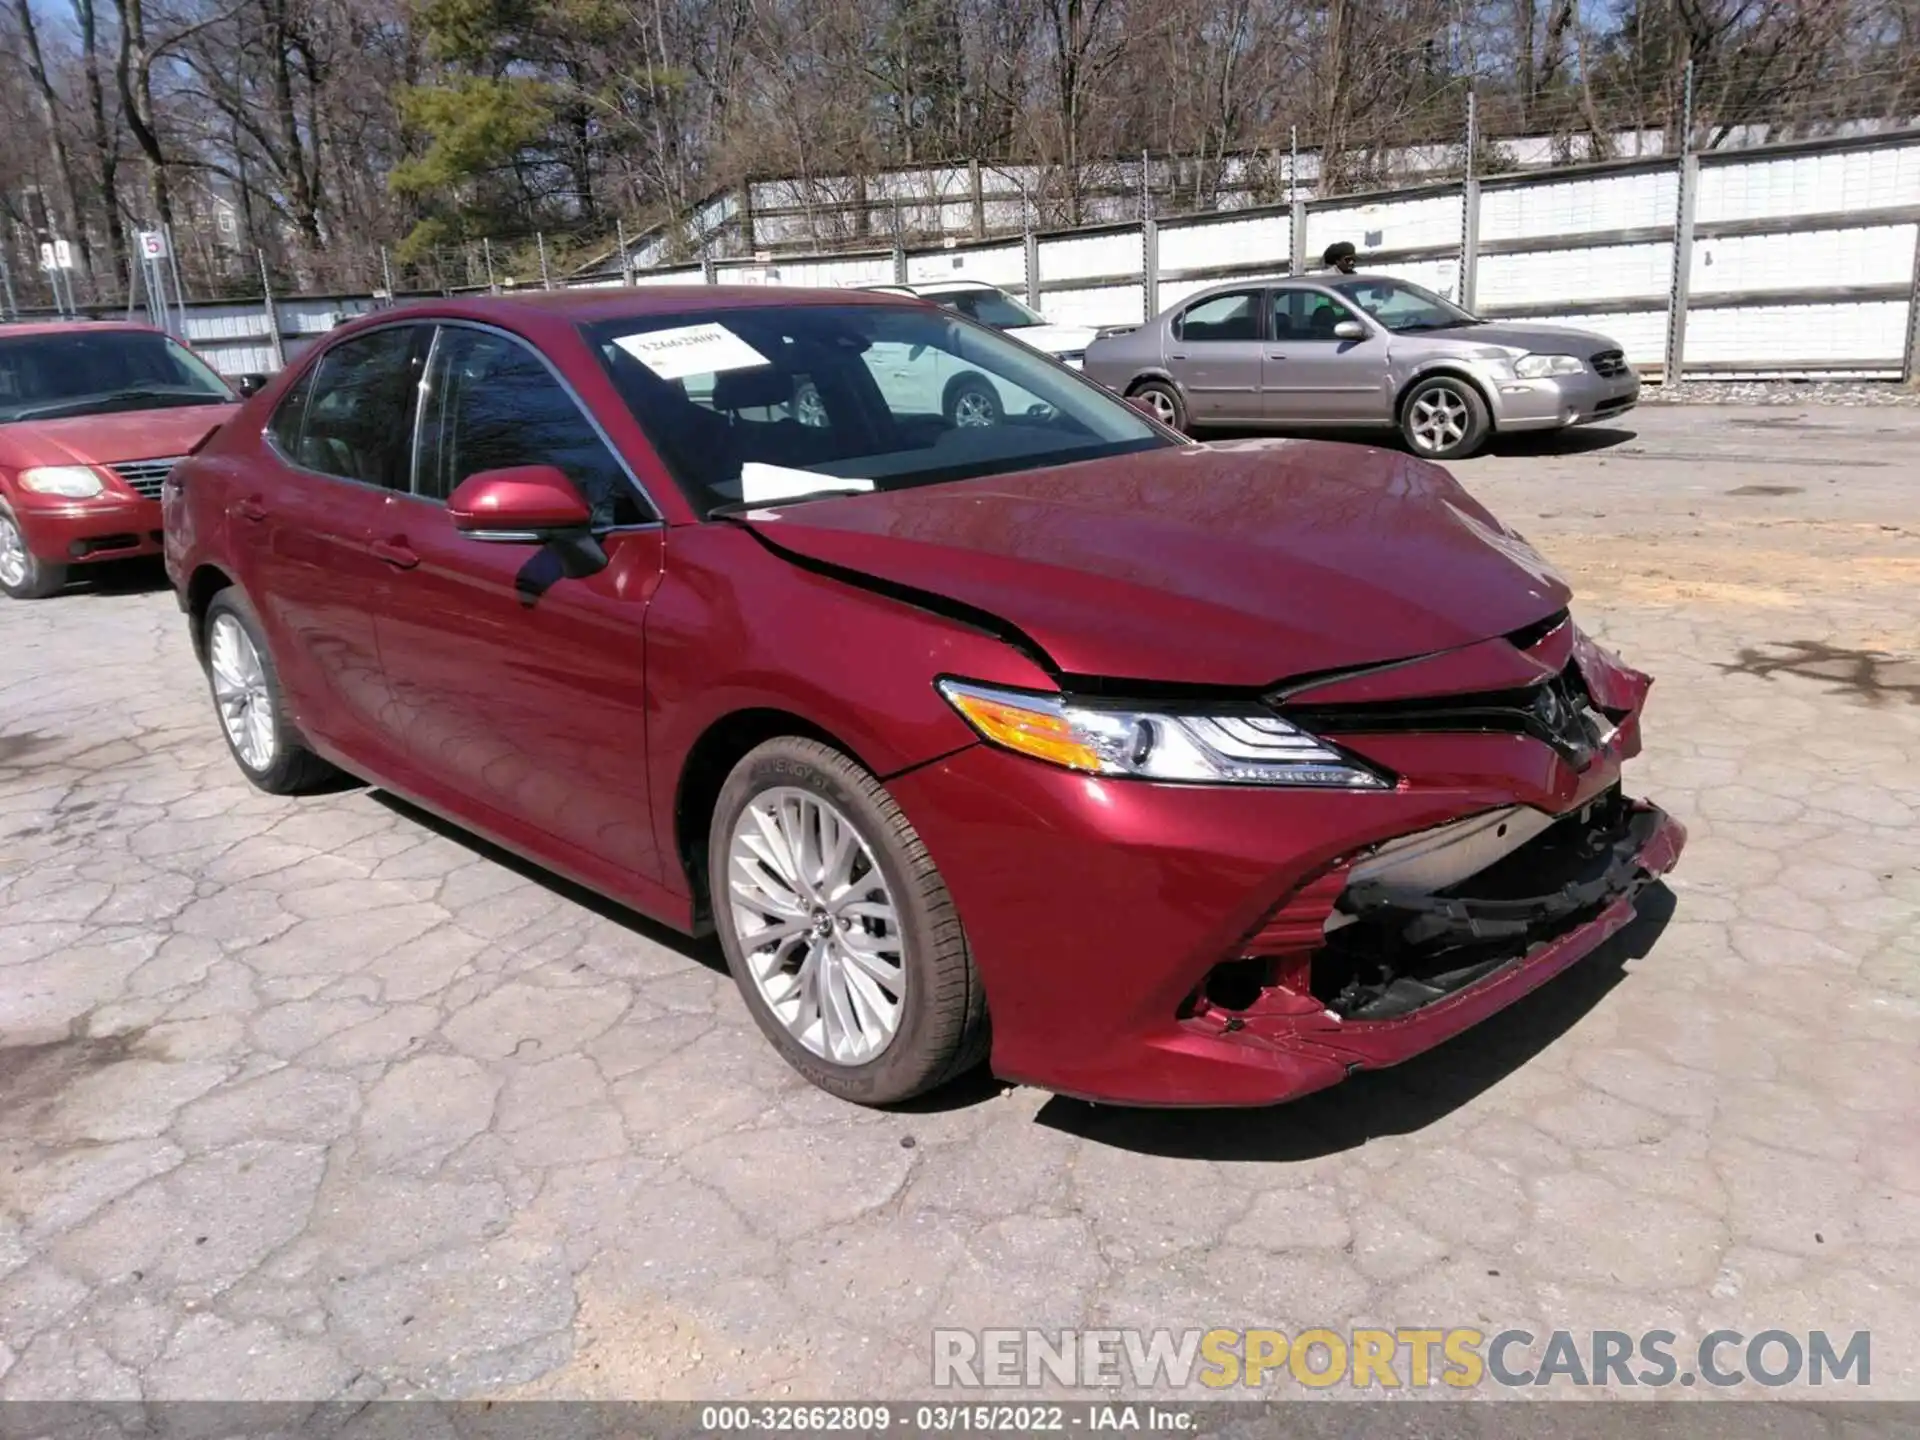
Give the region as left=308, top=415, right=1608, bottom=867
left=483, top=237, right=497, bottom=294
left=1459, top=91, right=1479, bottom=310
left=1024, top=226, right=1041, bottom=310
left=616, top=216, right=632, bottom=287
left=1663, top=61, right=1697, bottom=386
left=538, top=232, right=553, bottom=289
left=1903, top=231, right=1920, bottom=386
left=1142, top=216, right=1159, bottom=322
left=1291, top=198, right=1308, bottom=274
left=257, top=249, right=285, bottom=371
left=379, top=246, right=395, bottom=304
left=969, top=160, right=985, bottom=240
left=0, top=255, right=15, bottom=318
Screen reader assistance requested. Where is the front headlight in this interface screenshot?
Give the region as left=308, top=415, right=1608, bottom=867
left=937, top=679, right=1388, bottom=788
left=19, top=465, right=105, bottom=498
left=1513, top=353, right=1585, bottom=378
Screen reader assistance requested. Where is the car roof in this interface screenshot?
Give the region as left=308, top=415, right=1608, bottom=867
left=0, top=319, right=171, bottom=339
left=385, top=287, right=919, bottom=325
left=859, top=280, right=1001, bottom=296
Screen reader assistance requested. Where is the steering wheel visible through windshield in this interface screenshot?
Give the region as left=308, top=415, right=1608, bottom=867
left=583, top=303, right=1172, bottom=516
left=0, top=330, right=234, bottom=423
left=1330, top=278, right=1481, bottom=334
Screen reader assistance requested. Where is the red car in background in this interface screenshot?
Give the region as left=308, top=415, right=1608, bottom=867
left=0, top=321, right=238, bottom=599
left=165, top=289, right=1683, bottom=1108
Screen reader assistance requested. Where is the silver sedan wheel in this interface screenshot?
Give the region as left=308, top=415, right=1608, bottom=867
left=728, top=786, right=906, bottom=1066
left=0, top=514, right=26, bottom=589
left=1408, top=387, right=1470, bottom=453
left=952, top=389, right=998, bottom=428
left=1138, top=388, right=1178, bottom=426
left=794, top=381, right=829, bottom=428
left=207, top=613, right=278, bottom=772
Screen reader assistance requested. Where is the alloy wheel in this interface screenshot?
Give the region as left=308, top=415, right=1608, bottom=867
left=952, top=390, right=998, bottom=428
left=728, top=786, right=906, bottom=1066
left=794, top=381, right=829, bottom=428
left=208, top=613, right=278, bottom=771
left=1409, top=387, right=1470, bottom=452
left=0, top=515, right=26, bottom=589
left=1140, top=389, right=1178, bottom=426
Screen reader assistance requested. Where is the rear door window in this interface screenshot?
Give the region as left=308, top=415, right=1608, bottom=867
left=294, top=326, right=427, bottom=489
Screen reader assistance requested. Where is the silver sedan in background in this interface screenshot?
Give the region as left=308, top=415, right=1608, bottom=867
left=1083, top=273, right=1638, bottom=460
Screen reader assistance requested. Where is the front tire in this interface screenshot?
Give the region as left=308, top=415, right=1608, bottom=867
left=1400, top=375, right=1491, bottom=460
left=710, top=737, right=988, bottom=1105
left=201, top=590, right=337, bottom=795
left=1129, top=379, right=1187, bottom=432
left=0, top=504, right=67, bottom=600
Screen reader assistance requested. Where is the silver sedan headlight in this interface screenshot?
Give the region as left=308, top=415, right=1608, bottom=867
left=937, top=679, right=1387, bottom=788
left=1513, top=354, right=1586, bottom=378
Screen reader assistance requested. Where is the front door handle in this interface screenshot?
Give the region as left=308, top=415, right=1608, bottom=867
left=1265, top=354, right=1289, bottom=361
left=235, top=496, right=267, bottom=522
left=1169, top=353, right=1188, bottom=360
left=370, top=537, right=419, bottom=570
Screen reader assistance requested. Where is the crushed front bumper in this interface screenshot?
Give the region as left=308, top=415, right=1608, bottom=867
left=887, top=632, right=1684, bottom=1107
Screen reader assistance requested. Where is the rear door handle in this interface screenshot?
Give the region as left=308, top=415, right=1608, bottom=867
left=370, top=537, right=419, bottom=570
left=1265, top=354, right=1288, bottom=361
left=235, top=496, right=267, bottom=522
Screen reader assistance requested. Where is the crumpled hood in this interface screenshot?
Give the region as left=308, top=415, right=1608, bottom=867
left=741, top=437, right=1573, bottom=688
left=0, top=405, right=235, bottom=471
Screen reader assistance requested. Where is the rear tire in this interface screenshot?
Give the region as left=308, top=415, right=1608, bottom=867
left=200, top=589, right=338, bottom=795
left=1129, top=379, right=1187, bottom=433
left=710, top=736, right=989, bottom=1105
left=1399, top=375, right=1491, bottom=460
left=0, top=504, right=67, bottom=600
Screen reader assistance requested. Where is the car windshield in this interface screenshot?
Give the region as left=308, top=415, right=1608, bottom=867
left=1331, top=278, right=1481, bottom=333
left=582, top=303, right=1171, bottom=515
left=927, top=288, right=1048, bottom=330
left=0, top=329, right=233, bottom=422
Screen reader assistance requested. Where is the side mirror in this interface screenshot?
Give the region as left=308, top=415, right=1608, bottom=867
left=447, top=466, right=592, bottom=541
left=1333, top=320, right=1367, bottom=341
left=234, top=374, right=269, bottom=398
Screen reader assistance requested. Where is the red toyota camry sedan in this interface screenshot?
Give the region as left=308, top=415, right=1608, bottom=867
left=164, top=289, right=1683, bottom=1108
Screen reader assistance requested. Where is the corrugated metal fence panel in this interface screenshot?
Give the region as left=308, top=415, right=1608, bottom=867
left=1691, top=224, right=1917, bottom=294
left=758, top=254, right=896, bottom=288
left=906, top=242, right=1026, bottom=287
left=1156, top=212, right=1291, bottom=274
left=1686, top=302, right=1908, bottom=366
left=1524, top=310, right=1669, bottom=367
left=1480, top=170, right=1675, bottom=241
left=1037, top=229, right=1143, bottom=282
left=1040, top=283, right=1147, bottom=328
left=181, top=307, right=270, bottom=343
left=1358, top=258, right=1463, bottom=300
left=1306, top=193, right=1462, bottom=255
left=630, top=267, right=708, bottom=287
left=1697, top=144, right=1920, bottom=224
left=194, top=342, right=280, bottom=377
left=1479, top=242, right=1674, bottom=307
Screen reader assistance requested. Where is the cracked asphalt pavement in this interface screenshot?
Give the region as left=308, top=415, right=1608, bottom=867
left=0, top=404, right=1915, bottom=1402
